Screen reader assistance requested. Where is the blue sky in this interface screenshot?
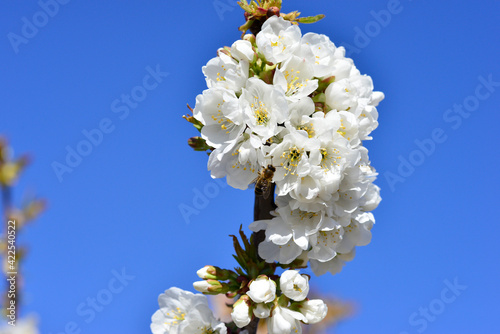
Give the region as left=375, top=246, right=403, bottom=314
left=1, top=0, right=499, bottom=333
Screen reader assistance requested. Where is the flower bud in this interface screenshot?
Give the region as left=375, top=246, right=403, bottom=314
left=217, top=46, right=232, bottom=58
left=231, top=295, right=252, bottom=328
left=299, top=299, right=328, bottom=324
left=197, top=265, right=237, bottom=281
left=231, top=40, right=256, bottom=63
left=193, top=279, right=229, bottom=295
left=266, top=6, right=280, bottom=18
left=243, top=34, right=256, bottom=45
left=193, top=280, right=211, bottom=293
left=197, top=266, right=217, bottom=280
left=247, top=275, right=276, bottom=304
left=253, top=303, right=271, bottom=319
left=280, top=270, right=309, bottom=301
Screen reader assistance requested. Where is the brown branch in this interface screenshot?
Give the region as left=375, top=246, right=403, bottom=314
left=244, top=185, right=277, bottom=334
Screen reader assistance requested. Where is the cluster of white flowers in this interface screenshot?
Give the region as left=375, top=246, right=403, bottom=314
left=231, top=270, right=327, bottom=334
left=194, top=16, right=383, bottom=276
left=151, top=287, right=227, bottom=334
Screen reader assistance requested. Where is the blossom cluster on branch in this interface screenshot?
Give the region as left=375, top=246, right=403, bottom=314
left=194, top=16, right=383, bottom=276
left=152, top=266, right=327, bottom=334
left=153, top=6, right=383, bottom=334
left=229, top=270, right=327, bottom=333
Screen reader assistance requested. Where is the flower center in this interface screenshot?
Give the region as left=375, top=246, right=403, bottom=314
left=320, top=147, right=341, bottom=171
left=280, top=146, right=303, bottom=176
left=215, top=64, right=227, bottom=82
left=211, top=101, right=236, bottom=134
left=283, top=68, right=308, bottom=96
left=251, top=96, right=270, bottom=126
left=296, top=122, right=315, bottom=138
left=295, top=210, right=319, bottom=221
left=230, top=149, right=257, bottom=173
left=164, top=307, right=185, bottom=326
left=271, top=35, right=286, bottom=51
left=198, top=326, right=217, bottom=334
left=317, top=229, right=341, bottom=247
left=337, top=119, right=349, bottom=139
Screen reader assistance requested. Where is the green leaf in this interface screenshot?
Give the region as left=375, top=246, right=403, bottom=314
left=187, top=137, right=212, bottom=152
left=297, top=14, right=325, bottom=24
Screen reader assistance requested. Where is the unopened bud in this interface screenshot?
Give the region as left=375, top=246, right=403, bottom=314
left=243, top=34, right=256, bottom=45
left=193, top=280, right=211, bottom=293
left=197, top=265, right=237, bottom=281
left=217, top=46, right=232, bottom=58
left=197, top=266, right=217, bottom=279
left=193, top=279, right=229, bottom=295
left=266, top=6, right=280, bottom=18
left=231, top=295, right=253, bottom=328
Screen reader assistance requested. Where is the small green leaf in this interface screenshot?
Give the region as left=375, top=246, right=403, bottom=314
left=297, top=14, right=325, bottom=24
left=187, top=137, right=212, bottom=152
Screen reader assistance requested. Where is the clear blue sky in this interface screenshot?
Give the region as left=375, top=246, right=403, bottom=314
left=1, top=0, right=499, bottom=333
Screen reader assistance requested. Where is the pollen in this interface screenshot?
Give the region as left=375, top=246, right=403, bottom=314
left=281, top=146, right=303, bottom=176
left=252, top=98, right=270, bottom=126
left=164, top=307, right=185, bottom=326
left=284, top=68, right=305, bottom=96
left=297, top=122, right=315, bottom=138
left=320, top=147, right=342, bottom=171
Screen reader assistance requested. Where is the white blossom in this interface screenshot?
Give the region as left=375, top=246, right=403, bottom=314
left=310, top=250, right=356, bottom=276
left=273, top=55, right=318, bottom=102
left=151, top=287, right=226, bottom=334
left=231, top=40, right=255, bottom=63
left=267, top=305, right=305, bottom=334
left=250, top=216, right=303, bottom=264
left=208, top=131, right=265, bottom=190
left=193, top=87, right=244, bottom=148
left=308, top=225, right=344, bottom=262
left=299, top=299, right=328, bottom=324
left=256, top=16, right=301, bottom=64
left=240, top=77, right=289, bottom=140
left=247, top=275, right=277, bottom=304
left=258, top=238, right=304, bottom=264
left=335, top=211, right=374, bottom=254
left=298, top=32, right=338, bottom=78
left=203, top=53, right=248, bottom=93
left=253, top=303, right=272, bottom=319
left=280, top=270, right=309, bottom=301
left=231, top=296, right=252, bottom=328
left=271, top=131, right=321, bottom=196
